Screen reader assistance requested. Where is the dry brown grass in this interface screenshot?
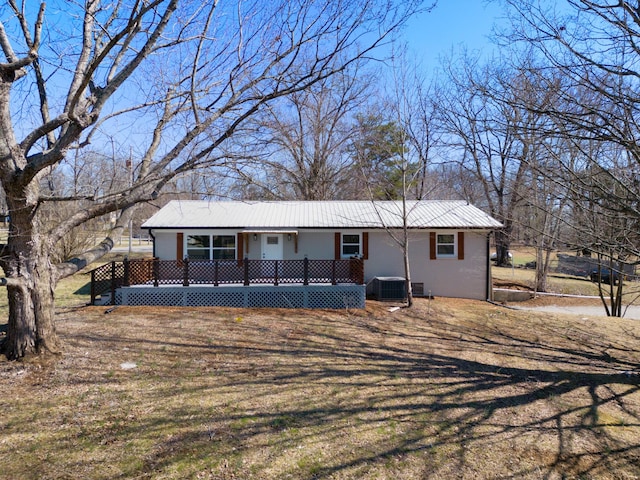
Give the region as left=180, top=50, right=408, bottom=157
left=1, top=298, right=640, bottom=479
left=493, top=265, right=605, bottom=296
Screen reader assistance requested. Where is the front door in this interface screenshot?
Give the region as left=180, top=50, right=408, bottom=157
left=261, top=234, right=283, bottom=277
left=261, top=234, right=283, bottom=260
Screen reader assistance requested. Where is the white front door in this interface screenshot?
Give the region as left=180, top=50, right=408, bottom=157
left=261, top=234, right=283, bottom=278
left=261, top=234, right=283, bottom=260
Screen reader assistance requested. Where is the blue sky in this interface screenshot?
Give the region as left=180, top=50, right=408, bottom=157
left=402, top=1, right=505, bottom=72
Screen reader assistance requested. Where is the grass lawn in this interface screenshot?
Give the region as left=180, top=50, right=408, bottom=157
left=493, top=247, right=640, bottom=301
left=1, top=289, right=640, bottom=478
left=493, top=265, right=605, bottom=296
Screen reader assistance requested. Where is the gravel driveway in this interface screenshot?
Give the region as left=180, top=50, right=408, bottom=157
left=516, top=299, right=640, bottom=320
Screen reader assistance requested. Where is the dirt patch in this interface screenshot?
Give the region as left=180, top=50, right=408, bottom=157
left=494, top=279, right=534, bottom=291
left=519, top=294, right=603, bottom=307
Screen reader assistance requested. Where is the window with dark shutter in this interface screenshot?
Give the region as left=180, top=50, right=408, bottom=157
left=430, top=231, right=463, bottom=259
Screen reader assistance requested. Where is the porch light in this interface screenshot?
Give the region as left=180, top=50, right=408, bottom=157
left=253, top=234, right=257, bottom=241
left=288, top=234, right=292, bottom=241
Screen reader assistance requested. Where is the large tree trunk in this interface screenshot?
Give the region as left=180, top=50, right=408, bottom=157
left=494, top=228, right=512, bottom=267
left=0, top=201, right=61, bottom=360
left=534, top=247, right=547, bottom=292
left=3, top=268, right=60, bottom=360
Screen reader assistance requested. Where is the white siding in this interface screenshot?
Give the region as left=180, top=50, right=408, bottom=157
left=151, top=230, right=338, bottom=261
left=364, top=230, right=489, bottom=300
left=154, top=231, right=177, bottom=260
left=415, top=231, right=489, bottom=300
left=150, top=228, right=491, bottom=300
left=242, top=231, right=336, bottom=260
left=295, top=231, right=335, bottom=259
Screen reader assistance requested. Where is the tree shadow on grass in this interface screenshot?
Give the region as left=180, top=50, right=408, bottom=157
left=73, top=281, right=92, bottom=296
left=38, top=302, right=640, bottom=478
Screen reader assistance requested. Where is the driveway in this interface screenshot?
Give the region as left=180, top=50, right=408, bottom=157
left=515, top=297, right=640, bottom=320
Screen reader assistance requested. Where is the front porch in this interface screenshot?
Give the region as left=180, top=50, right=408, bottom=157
left=90, top=258, right=366, bottom=309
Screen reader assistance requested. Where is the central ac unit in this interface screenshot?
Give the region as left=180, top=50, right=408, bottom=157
left=368, top=276, right=406, bottom=301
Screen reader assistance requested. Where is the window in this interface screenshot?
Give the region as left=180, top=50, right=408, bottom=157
left=212, top=235, right=236, bottom=259
left=342, top=233, right=361, bottom=258
left=186, top=234, right=235, bottom=260
left=436, top=233, right=456, bottom=257
left=186, top=235, right=210, bottom=260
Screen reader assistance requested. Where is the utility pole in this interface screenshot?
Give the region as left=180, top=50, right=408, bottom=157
left=126, top=151, right=133, bottom=256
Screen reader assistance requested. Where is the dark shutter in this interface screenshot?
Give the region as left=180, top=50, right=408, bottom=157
left=362, top=232, right=369, bottom=260
left=458, top=232, right=465, bottom=260
left=237, top=233, right=244, bottom=261
left=335, top=232, right=341, bottom=260
left=429, top=232, right=436, bottom=260
left=177, top=232, right=184, bottom=260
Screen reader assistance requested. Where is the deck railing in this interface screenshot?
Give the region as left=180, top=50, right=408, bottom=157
left=90, top=257, right=365, bottom=305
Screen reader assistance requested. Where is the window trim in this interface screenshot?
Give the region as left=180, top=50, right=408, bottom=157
left=185, top=234, right=211, bottom=260
left=341, top=232, right=362, bottom=259
left=185, top=233, right=236, bottom=260
left=435, top=231, right=457, bottom=259
left=212, top=234, right=236, bottom=260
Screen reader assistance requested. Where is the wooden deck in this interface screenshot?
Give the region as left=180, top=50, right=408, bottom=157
left=90, top=258, right=365, bottom=308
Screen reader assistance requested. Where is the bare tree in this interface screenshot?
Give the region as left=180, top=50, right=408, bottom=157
left=227, top=69, right=370, bottom=200
left=499, top=66, right=570, bottom=291
left=352, top=51, right=440, bottom=307
left=500, top=1, right=640, bottom=237
left=398, top=63, right=441, bottom=200
left=437, top=56, right=532, bottom=266
left=518, top=140, right=570, bottom=292
left=563, top=144, right=640, bottom=316
left=0, top=0, right=425, bottom=360
left=442, top=54, right=577, bottom=290
left=499, top=0, right=640, bottom=313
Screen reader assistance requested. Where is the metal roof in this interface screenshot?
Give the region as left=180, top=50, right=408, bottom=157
left=141, top=200, right=503, bottom=230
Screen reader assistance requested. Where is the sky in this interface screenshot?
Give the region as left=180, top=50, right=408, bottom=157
left=402, top=1, right=506, bottom=73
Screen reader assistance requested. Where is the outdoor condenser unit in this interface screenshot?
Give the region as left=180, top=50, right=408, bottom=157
left=369, top=276, right=406, bottom=301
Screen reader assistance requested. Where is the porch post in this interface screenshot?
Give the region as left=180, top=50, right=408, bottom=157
left=274, top=261, right=279, bottom=286
left=123, top=258, right=130, bottom=287
left=244, top=257, right=250, bottom=286
left=214, top=260, right=219, bottom=286
left=303, top=257, right=309, bottom=286
left=183, top=257, right=189, bottom=286
left=90, top=269, right=96, bottom=305
left=153, top=258, right=159, bottom=287
left=110, top=261, right=116, bottom=305
left=331, top=260, right=337, bottom=285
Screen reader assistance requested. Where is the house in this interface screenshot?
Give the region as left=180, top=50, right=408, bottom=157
left=86, top=200, right=501, bottom=308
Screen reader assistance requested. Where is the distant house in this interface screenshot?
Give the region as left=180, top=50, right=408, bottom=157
left=129, top=199, right=501, bottom=305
